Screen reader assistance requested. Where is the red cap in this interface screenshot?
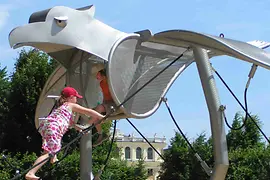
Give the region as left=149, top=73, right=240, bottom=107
left=61, top=87, right=83, bottom=98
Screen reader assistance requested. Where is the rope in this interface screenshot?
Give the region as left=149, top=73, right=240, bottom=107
left=39, top=144, right=72, bottom=180
left=1, top=154, right=20, bottom=177
left=125, top=118, right=183, bottom=174
left=162, top=97, right=212, bottom=176
left=94, top=120, right=117, bottom=179
left=103, top=120, right=117, bottom=170
left=10, top=48, right=190, bottom=179
left=126, top=118, right=165, bottom=161
left=81, top=48, right=190, bottom=136
left=10, top=131, right=87, bottom=180
left=91, top=49, right=190, bottom=178
left=162, top=98, right=195, bottom=153
left=221, top=88, right=248, bottom=130
left=212, top=66, right=270, bottom=144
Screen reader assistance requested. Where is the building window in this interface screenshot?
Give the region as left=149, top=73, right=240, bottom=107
left=125, top=147, right=131, bottom=159
left=136, top=147, right=142, bottom=159
left=147, top=169, right=153, bottom=176
left=147, top=147, right=153, bottom=160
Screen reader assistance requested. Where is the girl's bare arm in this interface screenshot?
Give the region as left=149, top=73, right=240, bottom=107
left=69, top=103, right=105, bottom=119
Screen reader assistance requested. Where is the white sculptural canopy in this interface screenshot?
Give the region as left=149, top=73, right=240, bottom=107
left=8, top=5, right=270, bottom=129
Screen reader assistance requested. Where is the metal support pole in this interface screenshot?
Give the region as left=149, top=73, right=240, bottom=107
left=66, top=56, right=94, bottom=180
left=78, top=58, right=94, bottom=180
left=193, top=47, right=229, bottom=180
left=80, top=132, right=93, bottom=180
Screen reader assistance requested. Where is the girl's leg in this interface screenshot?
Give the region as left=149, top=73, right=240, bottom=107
left=90, top=104, right=110, bottom=146
left=95, top=123, right=102, bottom=134
left=25, top=151, right=50, bottom=180
left=92, top=104, right=111, bottom=146
left=89, top=104, right=106, bottom=132
left=50, top=154, right=59, bottom=164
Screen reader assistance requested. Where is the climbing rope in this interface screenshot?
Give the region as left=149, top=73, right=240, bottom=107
left=103, top=120, right=117, bottom=170
left=161, top=97, right=212, bottom=176
left=9, top=48, right=190, bottom=179
left=126, top=118, right=165, bottom=161
left=39, top=144, right=73, bottom=180
left=82, top=48, right=191, bottom=135
left=94, top=120, right=117, bottom=179
left=10, top=130, right=88, bottom=180
left=212, top=65, right=270, bottom=144
left=220, top=88, right=248, bottom=131
left=1, top=153, right=20, bottom=177
left=125, top=118, right=186, bottom=174
left=90, top=48, right=190, bottom=178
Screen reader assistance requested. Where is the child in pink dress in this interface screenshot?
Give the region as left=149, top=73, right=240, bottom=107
left=25, top=87, right=105, bottom=180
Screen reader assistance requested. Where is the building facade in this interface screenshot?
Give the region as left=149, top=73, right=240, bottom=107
left=115, top=129, right=166, bottom=180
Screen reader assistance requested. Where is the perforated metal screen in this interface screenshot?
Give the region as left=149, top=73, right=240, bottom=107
left=108, top=36, right=193, bottom=118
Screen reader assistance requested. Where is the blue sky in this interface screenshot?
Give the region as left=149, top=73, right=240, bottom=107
left=1, top=0, right=270, bottom=146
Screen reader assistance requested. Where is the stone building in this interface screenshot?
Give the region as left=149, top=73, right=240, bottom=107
left=115, top=129, right=166, bottom=180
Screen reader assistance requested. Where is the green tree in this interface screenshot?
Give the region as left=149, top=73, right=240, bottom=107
left=0, top=138, right=148, bottom=180
left=158, top=132, right=191, bottom=180
left=226, top=146, right=270, bottom=180
left=2, top=49, right=57, bottom=153
left=92, top=123, right=147, bottom=180
left=227, top=112, right=263, bottom=150
left=0, top=152, right=37, bottom=180
left=158, top=111, right=269, bottom=179
left=189, top=133, right=213, bottom=180
left=225, top=112, right=269, bottom=179
left=159, top=132, right=213, bottom=180
left=97, top=158, right=147, bottom=180
left=0, top=65, right=10, bottom=150
left=226, top=112, right=245, bottom=150
left=0, top=49, right=147, bottom=179
left=242, top=114, right=263, bottom=147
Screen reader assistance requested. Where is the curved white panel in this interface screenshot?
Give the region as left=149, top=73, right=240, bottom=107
left=108, top=35, right=192, bottom=119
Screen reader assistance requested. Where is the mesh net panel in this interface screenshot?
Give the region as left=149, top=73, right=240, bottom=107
left=108, top=36, right=192, bottom=118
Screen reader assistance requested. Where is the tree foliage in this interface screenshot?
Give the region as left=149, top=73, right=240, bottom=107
left=227, top=112, right=263, bottom=150
left=0, top=65, right=10, bottom=148
left=1, top=49, right=57, bottom=153
left=159, top=112, right=270, bottom=179
left=0, top=49, right=147, bottom=180
left=2, top=49, right=270, bottom=179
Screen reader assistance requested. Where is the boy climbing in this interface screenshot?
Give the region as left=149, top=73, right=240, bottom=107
left=90, top=64, right=116, bottom=147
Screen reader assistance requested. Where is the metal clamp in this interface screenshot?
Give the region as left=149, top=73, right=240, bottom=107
left=219, top=105, right=226, bottom=111
left=161, top=97, right=168, bottom=102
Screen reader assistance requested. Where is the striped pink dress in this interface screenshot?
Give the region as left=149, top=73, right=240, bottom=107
left=38, top=103, right=75, bottom=154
